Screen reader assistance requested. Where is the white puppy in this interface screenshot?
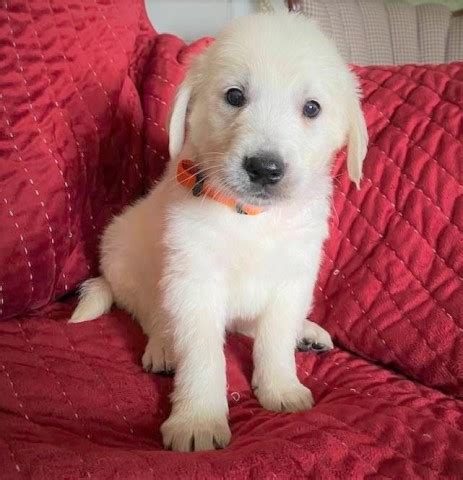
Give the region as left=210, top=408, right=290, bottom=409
left=71, top=13, right=367, bottom=452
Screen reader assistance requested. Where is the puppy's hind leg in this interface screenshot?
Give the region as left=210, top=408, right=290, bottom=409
left=142, top=322, right=176, bottom=376
left=139, top=308, right=176, bottom=375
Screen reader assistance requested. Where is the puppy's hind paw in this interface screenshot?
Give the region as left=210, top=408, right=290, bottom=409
left=297, top=320, right=333, bottom=353
left=142, top=335, right=176, bottom=375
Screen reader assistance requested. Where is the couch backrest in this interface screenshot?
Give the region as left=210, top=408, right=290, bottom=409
left=0, top=0, right=156, bottom=319
left=259, top=0, right=463, bottom=64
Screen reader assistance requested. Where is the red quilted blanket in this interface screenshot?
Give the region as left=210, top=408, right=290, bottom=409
left=2, top=308, right=462, bottom=479
left=0, top=2, right=462, bottom=479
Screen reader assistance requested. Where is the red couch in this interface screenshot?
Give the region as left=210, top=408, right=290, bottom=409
left=0, top=2, right=462, bottom=478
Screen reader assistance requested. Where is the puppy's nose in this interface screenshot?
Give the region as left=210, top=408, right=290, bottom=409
left=243, top=153, right=285, bottom=186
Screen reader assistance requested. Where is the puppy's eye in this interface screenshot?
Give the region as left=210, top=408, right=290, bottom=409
left=226, top=88, right=246, bottom=108
left=303, top=100, right=321, bottom=118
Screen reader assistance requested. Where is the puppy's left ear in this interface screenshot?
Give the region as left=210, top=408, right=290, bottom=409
left=168, top=78, right=193, bottom=160
left=346, top=81, right=368, bottom=189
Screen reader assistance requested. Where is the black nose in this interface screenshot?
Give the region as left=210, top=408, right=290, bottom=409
left=243, top=153, right=285, bottom=186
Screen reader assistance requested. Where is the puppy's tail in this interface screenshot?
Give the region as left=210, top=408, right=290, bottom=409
left=70, top=276, right=113, bottom=323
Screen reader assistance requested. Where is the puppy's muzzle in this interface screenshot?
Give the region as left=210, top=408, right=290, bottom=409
left=243, top=152, right=285, bottom=186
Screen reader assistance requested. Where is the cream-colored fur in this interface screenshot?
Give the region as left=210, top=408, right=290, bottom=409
left=71, top=12, right=367, bottom=452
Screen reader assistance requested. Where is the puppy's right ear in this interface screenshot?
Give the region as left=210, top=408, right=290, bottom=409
left=168, top=79, right=193, bottom=160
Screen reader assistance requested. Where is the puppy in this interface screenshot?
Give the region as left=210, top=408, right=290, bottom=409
left=71, top=12, right=368, bottom=452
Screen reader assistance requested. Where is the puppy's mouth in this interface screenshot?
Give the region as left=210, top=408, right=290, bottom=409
left=220, top=176, right=290, bottom=206
left=241, top=186, right=285, bottom=204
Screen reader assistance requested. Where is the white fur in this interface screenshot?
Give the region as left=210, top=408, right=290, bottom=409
left=71, top=13, right=367, bottom=452
left=70, top=277, right=113, bottom=323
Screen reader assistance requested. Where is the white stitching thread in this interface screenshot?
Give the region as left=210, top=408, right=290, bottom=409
left=0, top=96, right=59, bottom=291
left=16, top=319, right=92, bottom=477
left=2, top=198, right=35, bottom=303
left=364, top=103, right=463, bottom=235
left=363, top=65, right=462, bottom=136
left=3, top=6, right=72, bottom=291
left=26, top=3, right=95, bottom=276
left=1, top=363, right=32, bottom=474
left=146, top=144, right=166, bottom=161
left=323, top=227, right=460, bottom=382
left=362, top=70, right=462, bottom=188
left=69, top=0, right=143, bottom=193
left=369, top=136, right=463, bottom=233
left=304, top=371, right=440, bottom=445
left=145, top=118, right=167, bottom=133
left=148, top=94, right=168, bottom=106
left=336, top=188, right=461, bottom=327
left=92, top=0, right=145, bottom=188
left=153, top=73, right=176, bottom=89
left=364, top=152, right=463, bottom=281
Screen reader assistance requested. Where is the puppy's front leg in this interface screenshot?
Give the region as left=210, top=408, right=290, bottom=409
left=253, top=282, right=314, bottom=412
left=160, top=282, right=230, bottom=452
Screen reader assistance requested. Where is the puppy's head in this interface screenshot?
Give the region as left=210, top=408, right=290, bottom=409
left=169, top=13, right=368, bottom=206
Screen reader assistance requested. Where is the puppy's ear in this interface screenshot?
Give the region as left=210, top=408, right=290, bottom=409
left=346, top=81, right=368, bottom=189
left=168, top=78, right=193, bottom=160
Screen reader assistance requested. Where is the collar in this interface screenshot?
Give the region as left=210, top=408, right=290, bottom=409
left=176, top=159, right=263, bottom=216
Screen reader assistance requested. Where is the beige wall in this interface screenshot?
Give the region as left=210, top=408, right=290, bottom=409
left=145, top=0, right=260, bottom=41
left=145, top=0, right=463, bottom=42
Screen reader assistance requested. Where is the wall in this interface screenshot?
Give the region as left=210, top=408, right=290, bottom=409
left=144, top=0, right=463, bottom=42
left=145, top=0, right=265, bottom=41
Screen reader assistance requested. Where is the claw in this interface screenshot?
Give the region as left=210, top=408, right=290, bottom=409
left=297, top=339, right=330, bottom=354
left=296, top=338, right=312, bottom=352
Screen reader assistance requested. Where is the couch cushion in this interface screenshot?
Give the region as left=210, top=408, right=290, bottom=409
left=142, top=33, right=463, bottom=397
left=0, top=0, right=156, bottom=320
left=0, top=307, right=462, bottom=479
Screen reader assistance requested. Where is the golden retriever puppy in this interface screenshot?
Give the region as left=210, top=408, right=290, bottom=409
left=71, top=12, right=368, bottom=452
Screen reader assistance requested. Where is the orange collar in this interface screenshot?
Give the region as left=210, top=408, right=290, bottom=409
left=176, top=160, right=263, bottom=216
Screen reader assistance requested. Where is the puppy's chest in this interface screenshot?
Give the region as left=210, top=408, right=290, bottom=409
left=226, top=235, right=283, bottom=277
left=221, top=227, right=308, bottom=317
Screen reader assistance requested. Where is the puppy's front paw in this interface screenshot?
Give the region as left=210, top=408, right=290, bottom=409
left=161, top=412, right=231, bottom=452
left=297, top=320, right=334, bottom=353
left=142, top=335, right=176, bottom=375
left=254, top=380, right=314, bottom=412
